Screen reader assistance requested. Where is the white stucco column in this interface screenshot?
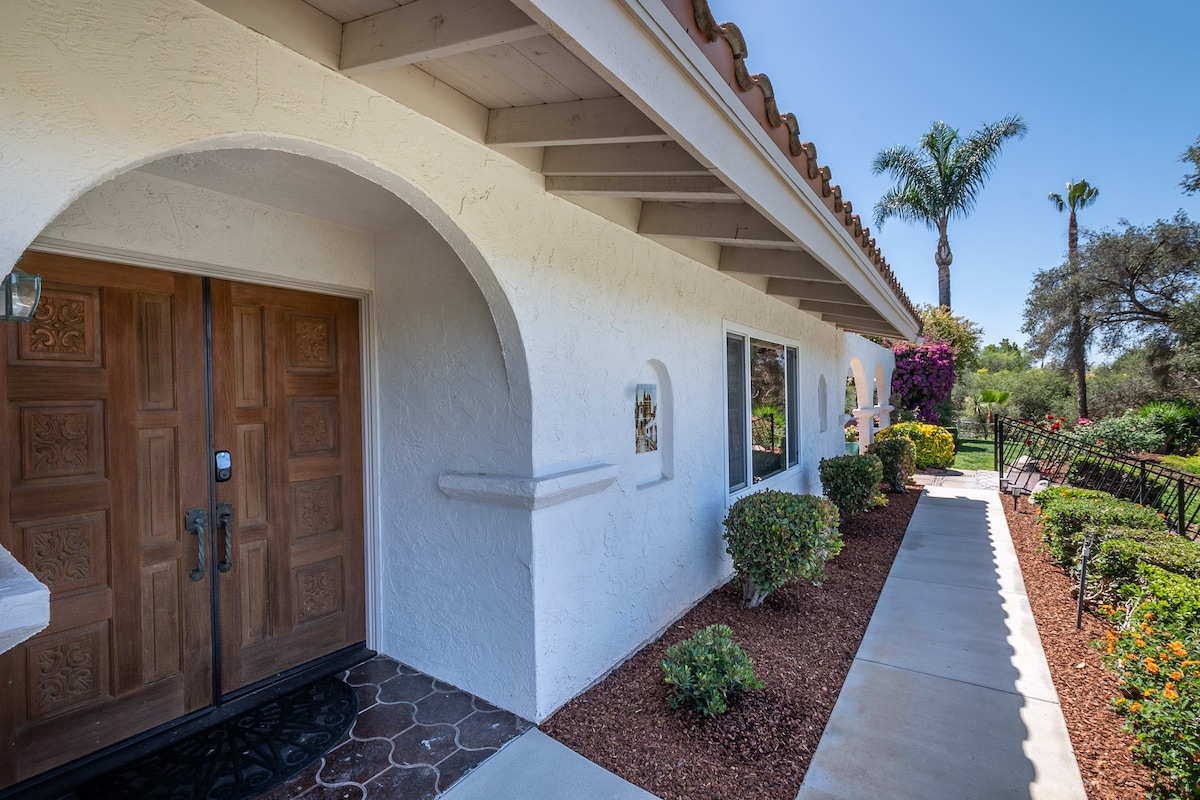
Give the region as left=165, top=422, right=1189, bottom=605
left=853, top=407, right=876, bottom=453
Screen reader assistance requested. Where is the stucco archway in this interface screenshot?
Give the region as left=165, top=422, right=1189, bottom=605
left=16, top=139, right=544, bottom=719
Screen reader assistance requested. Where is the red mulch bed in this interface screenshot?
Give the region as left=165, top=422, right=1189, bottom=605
left=542, top=486, right=1157, bottom=800
left=1001, top=496, right=1152, bottom=799
left=541, top=490, right=920, bottom=800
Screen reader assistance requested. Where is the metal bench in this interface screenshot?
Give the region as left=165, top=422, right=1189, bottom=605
left=1002, top=457, right=1043, bottom=509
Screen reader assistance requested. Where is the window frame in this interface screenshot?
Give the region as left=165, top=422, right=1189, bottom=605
left=724, top=323, right=801, bottom=495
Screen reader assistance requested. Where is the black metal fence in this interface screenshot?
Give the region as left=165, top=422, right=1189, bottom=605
left=994, top=416, right=1200, bottom=540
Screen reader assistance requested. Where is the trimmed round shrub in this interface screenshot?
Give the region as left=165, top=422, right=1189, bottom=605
left=867, top=437, right=916, bottom=493
left=874, top=422, right=955, bottom=469
left=661, top=623, right=764, bottom=717
left=722, top=490, right=841, bottom=608
left=818, top=454, right=883, bottom=516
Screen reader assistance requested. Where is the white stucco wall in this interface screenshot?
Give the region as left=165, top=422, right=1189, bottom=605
left=373, top=220, right=538, bottom=713
left=1, top=0, right=905, bottom=724
left=36, top=169, right=376, bottom=291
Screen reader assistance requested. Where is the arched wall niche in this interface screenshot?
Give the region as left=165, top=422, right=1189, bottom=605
left=634, top=359, right=673, bottom=486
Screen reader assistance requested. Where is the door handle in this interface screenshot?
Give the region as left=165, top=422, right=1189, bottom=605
left=216, top=503, right=234, bottom=573
left=185, top=508, right=208, bottom=581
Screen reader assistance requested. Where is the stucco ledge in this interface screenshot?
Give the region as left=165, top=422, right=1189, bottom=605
left=438, top=464, right=618, bottom=510
left=0, top=545, right=50, bottom=656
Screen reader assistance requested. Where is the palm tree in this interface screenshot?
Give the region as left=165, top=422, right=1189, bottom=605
left=872, top=116, right=1028, bottom=310
left=1049, top=180, right=1099, bottom=420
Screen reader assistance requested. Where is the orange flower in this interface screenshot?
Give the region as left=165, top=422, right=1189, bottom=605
left=1136, top=638, right=1147, bottom=648
left=1164, top=685, right=1179, bottom=702
left=1170, top=670, right=1184, bottom=681
left=1144, top=658, right=1160, bottom=675
left=1129, top=702, right=1143, bottom=714
left=1169, top=641, right=1188, bottom=658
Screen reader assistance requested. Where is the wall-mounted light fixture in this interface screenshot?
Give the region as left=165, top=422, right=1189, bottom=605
left=2, top=268, right=42, bottom=322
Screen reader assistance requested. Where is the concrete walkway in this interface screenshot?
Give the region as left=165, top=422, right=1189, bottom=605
left=796, top=482, right=1086, bottom=800
left=444, top=473, right=1087, bottom=800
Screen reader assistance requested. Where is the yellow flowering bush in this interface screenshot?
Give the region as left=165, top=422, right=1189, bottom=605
left=874, top=422, right=954, bottom=469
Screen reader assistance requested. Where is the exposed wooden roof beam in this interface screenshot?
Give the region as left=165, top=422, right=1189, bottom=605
left=797, top=300, right=886, bottom=320
left=718, top=247, right=839, bottom=282
left=486, top=97, right=669, bottom=147
left=638, top=202, right=796, bottom=247
left=340, top=0, right=543, bottom=75
left=815, top=313, right=899, bottom=336
left=542, top=142, right=710, bottom=176
left=765, top=278, right=870, bottom=306
left=546, top=176, right=737, bottom=202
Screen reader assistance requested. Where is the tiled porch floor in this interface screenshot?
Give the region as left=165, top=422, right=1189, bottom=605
left=253, top=655, right=531, bottom=800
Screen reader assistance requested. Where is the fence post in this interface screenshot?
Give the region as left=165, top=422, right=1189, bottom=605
left=1138, top=460, right=1148, bottom=505
left=1181, top=476, right=1187, bottom=536
left=996, top=417, right=1004, bottom=474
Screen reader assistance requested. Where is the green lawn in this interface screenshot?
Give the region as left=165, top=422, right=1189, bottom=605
left=953, top=438, right=996, bottom=471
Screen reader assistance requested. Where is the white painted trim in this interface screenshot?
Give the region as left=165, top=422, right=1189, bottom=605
left=24, top=238, right=384, bottom=654
left=358, top=294, right=383, bottom=652
left=438, top=463, right=618, bottom=510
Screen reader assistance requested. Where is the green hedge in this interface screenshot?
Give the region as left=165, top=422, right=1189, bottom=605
left=1034, top=490, right=1166, bottom=570
left=866, top=437, right=916, bottom=494
left=1093, top=534, right=1200, bottom=588
left=818, top=454, right=883, bottom=516
left=1067, top=456, right=1200, bottom=529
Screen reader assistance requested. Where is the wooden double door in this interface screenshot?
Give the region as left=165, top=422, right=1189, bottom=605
left=0, top=254, right=365, bottom=787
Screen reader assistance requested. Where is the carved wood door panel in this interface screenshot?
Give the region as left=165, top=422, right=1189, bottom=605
left=0, top=253, right=212, bottom=786
left=209, top=280, right=364, bottom=692
left=0, top=257, right=365, bottom=789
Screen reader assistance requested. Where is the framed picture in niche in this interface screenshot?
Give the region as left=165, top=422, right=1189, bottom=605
left=635, top=383, right=658, bottom=454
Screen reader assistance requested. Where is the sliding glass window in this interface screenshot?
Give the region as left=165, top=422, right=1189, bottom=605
left=727, top=331, right=799, bottom=492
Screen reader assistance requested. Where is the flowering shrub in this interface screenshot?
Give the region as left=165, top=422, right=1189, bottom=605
left=1063, top=411, right=1165, bottom=455
left=722, top=491, right=842, bottom=608
left=818, top=454, right=883, bottom=517
left=1099, top=566, right=1200, bottom=799
left=662, top=624, right=764, bottom=718
left=874, top=422, right=954, bottom=469
left=890, top=341, right=956, bottom=423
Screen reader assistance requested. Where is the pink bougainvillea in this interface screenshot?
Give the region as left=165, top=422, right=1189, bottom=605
left=890, top=341, right=956, bottom=423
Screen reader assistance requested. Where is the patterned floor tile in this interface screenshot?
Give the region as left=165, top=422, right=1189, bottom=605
left=249, top=654, right=532, bottom=800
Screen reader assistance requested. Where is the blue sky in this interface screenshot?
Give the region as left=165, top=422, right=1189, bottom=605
left=705, top=0, right=1200, bottom=353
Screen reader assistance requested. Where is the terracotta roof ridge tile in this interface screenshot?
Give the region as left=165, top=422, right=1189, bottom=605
left=671, top=0, right=920, bottom=328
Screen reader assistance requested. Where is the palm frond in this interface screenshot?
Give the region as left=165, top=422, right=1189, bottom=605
left=873, top=185, right=936, bottom=230
left=943, top=115, right=1027, bottom=220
